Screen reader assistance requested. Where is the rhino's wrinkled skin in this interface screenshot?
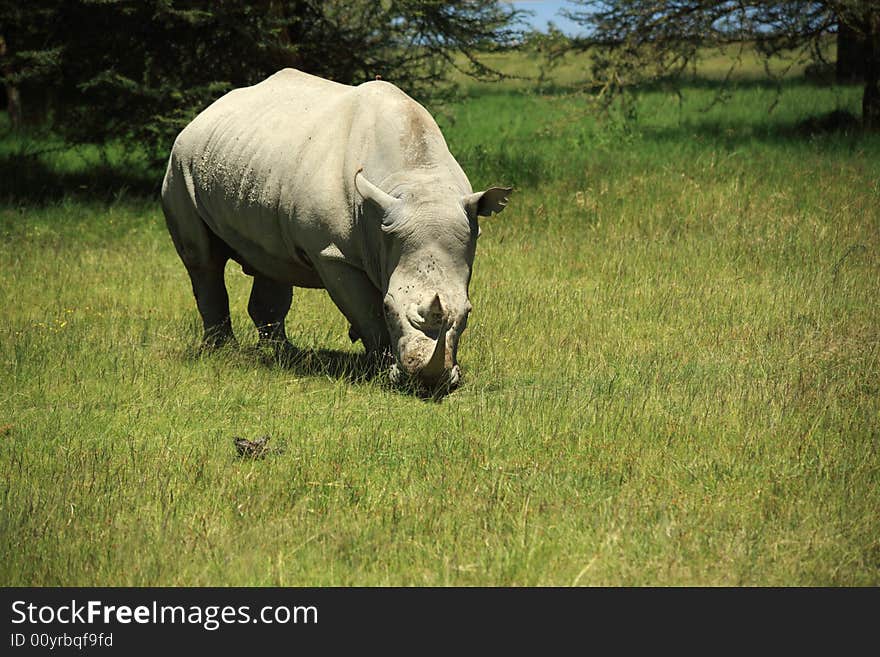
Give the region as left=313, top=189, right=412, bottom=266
left=161, top=69, right=511, bottom=390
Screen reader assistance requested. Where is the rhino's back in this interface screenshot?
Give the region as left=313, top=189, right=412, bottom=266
left=172, top=68, right=357, bottom=224
left=168, top=71, right=372, bottom=284
left=164, top=69, right=470, bottom=284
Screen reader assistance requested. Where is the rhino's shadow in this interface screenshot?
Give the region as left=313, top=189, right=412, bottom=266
left=262, top=344, right=452, bottom=401
left=255, top=343, right=386, bottom=384
left=183, top=341, right=451, bottom=400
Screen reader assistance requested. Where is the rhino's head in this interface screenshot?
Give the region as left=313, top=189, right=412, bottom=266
left=355, top=170, right=511, bottom=392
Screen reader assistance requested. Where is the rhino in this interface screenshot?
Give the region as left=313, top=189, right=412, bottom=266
left=161, top=69, right=511, bottom=390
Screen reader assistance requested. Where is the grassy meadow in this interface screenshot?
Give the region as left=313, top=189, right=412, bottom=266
left=1, top=52, right=878, bottom=585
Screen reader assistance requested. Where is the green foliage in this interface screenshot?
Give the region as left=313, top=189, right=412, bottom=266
left=0, top=1, right=524, bottom=160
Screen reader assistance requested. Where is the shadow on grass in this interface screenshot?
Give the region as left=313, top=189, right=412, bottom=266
left=260, top=343, right=387, bottom=385
left=455, top=143, right=545, bottom=188
left=458, top=68, right=850, bottom=99
left=462, top=73, right=855, bottom=100
left=0, top=150, right=161, bottom=204
left=641, top=108, right=865, bottom=150
left=261, top=343, right=455, bottom=402
left=181, top=341, right=384, bottom=384
left=627, top=77, right=867, bottom=148
left=182, top=340, right=454, bottom=402
left=638, top=74, right=845, bottom=95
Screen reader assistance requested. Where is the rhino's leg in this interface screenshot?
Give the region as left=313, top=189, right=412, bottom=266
left=313, top=260, right=390, bottom=355
left=162, top=190, right=234, bottom=348
left=188, top=265, right=234, bottom=348
left=248, top=275, right=292, bottom=347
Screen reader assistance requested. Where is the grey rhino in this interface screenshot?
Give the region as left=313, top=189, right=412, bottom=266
left=161, top=69, right=511, bottom=390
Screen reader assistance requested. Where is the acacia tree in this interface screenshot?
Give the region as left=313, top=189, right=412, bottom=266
left=563, top=1, right=880, bottom=130
left=0, top=0, right=523, bottom=157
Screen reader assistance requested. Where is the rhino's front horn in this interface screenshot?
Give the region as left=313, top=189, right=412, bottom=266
left=419, top=316, right=450, bottom=384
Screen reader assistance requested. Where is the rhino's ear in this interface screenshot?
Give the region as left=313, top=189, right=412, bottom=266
left=355, top=168, right=399, bottom=215
left=464, top=187, right=513, bottom=218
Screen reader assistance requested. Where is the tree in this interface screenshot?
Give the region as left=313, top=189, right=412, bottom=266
left=563, top=1, right=880, bottom=130
left=838, top=20, right=869, bottom=82
left=0, top=0, right=60, bottom=129
left=0, top=1, right=523, bottom=158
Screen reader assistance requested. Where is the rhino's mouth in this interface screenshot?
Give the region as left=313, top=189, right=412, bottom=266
left=390, top=361, right=461, bottom=392
left=390, top=319, right=460, bottom=393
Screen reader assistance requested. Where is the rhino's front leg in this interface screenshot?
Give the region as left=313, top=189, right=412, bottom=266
left=313, top=259, right=390, bottom=355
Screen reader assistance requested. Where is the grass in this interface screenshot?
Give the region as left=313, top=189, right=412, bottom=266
left=1, top=52, right=878, bottom=585
left=448, top=38, right=836, bottom=96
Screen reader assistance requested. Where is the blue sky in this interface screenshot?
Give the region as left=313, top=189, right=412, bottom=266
left=506, top=0, right=586, bottom=36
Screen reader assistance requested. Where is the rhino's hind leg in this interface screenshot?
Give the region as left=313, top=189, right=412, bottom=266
left=187, top=264, right=234, bottom=349
left=162, top=176, right=234, bottom=349
left=248, top=275, right=293, bottom=348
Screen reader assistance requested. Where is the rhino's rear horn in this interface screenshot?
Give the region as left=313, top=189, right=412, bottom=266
left=427, top=293, right=443, bottom=322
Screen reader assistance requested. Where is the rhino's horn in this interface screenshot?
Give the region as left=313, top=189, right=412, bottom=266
left=420, top=316, right=450, bottom=383
left=355, top=167, right=398, bottom=214
left=427, top=293, right=443, bottom=321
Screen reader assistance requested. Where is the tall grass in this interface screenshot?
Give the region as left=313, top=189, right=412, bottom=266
left=0, top=54, right=877, bottom=585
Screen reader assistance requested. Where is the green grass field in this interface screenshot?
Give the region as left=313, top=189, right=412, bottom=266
left=1, top=54, right=878, bottom=585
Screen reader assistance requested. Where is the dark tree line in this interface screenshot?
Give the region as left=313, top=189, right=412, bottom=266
left=0, top=0, right=523, bottom=158
left=563, top=1, right=880, bottom=130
